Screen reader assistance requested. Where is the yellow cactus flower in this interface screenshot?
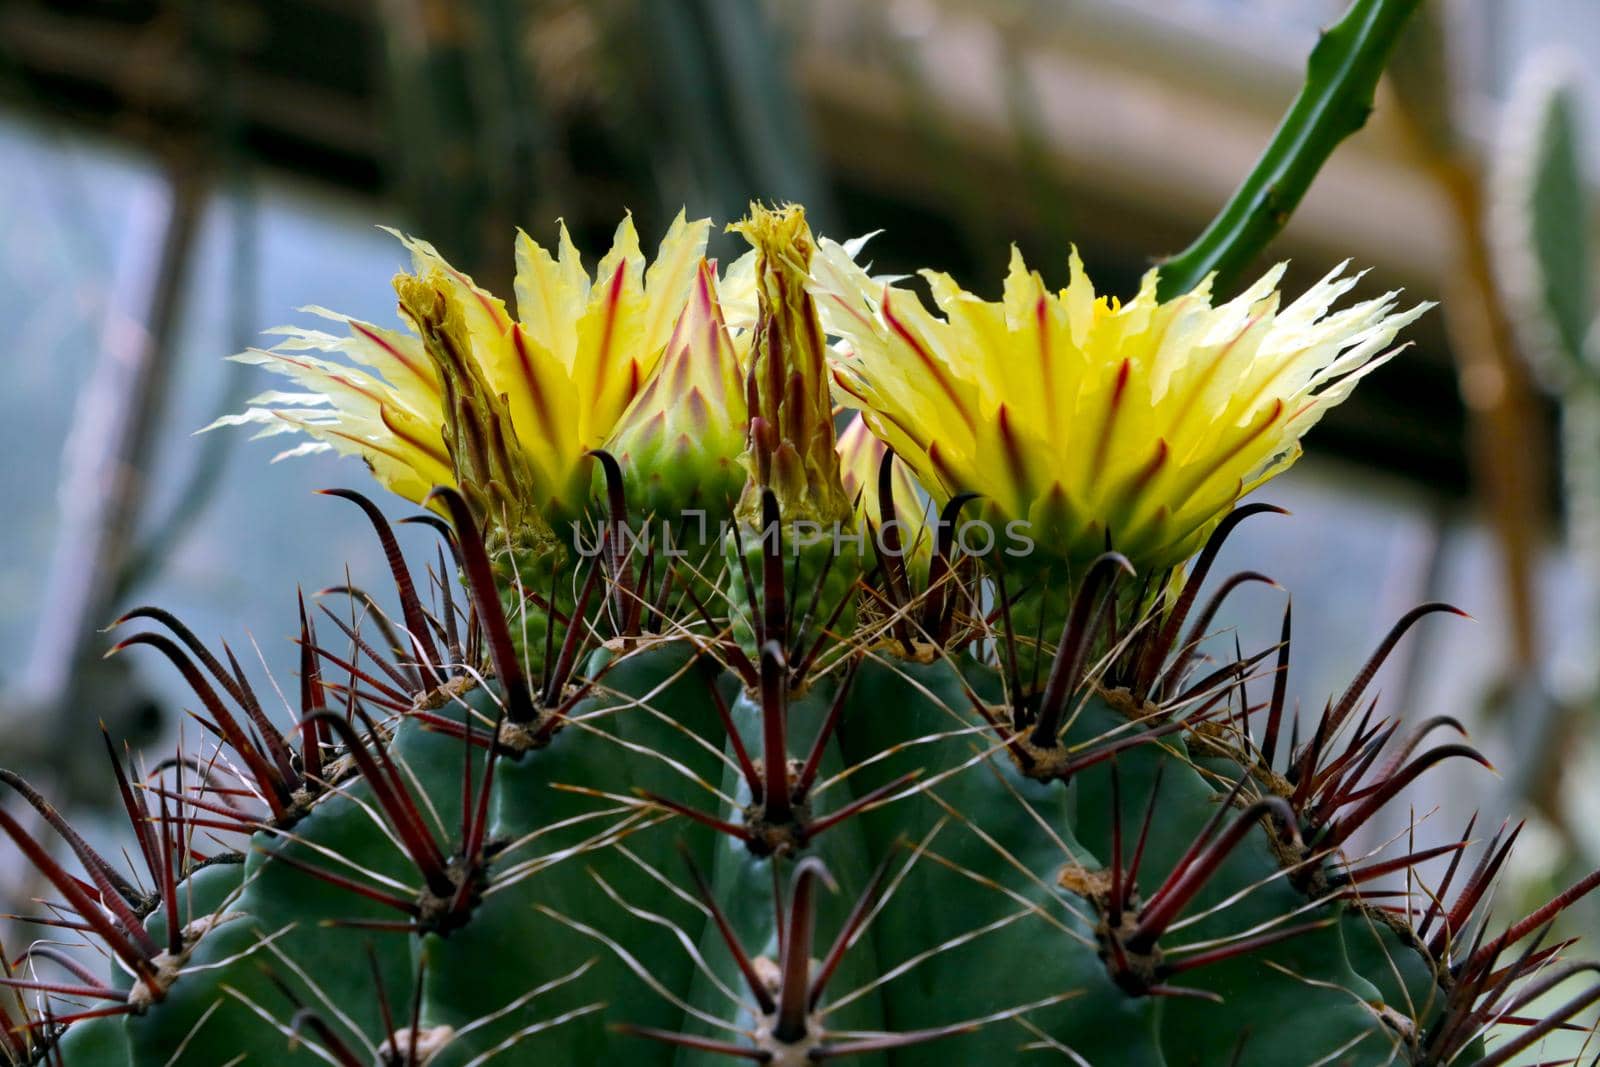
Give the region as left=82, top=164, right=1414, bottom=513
left=212, top=211, right=724, bottom=538
left=815, top=242, right=1431, bottom=577
left=605, top=259, right=749, bottom=525
left=722, top=204, right=859, bottom=658
left=729, top=203, right=850, bottom=529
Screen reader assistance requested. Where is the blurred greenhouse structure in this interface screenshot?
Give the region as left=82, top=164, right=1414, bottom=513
left=5, top=0, right=1600, bottom=1054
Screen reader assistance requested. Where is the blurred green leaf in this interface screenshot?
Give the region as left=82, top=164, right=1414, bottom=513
left=1498, top=68, right=1593, bottom=383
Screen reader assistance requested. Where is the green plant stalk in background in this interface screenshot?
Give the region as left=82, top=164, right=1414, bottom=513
left=1156, top=0, right=1423, bottom=299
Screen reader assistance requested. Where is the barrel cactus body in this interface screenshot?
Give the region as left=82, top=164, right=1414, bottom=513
left=7, top=194, right=1600, bottom=1067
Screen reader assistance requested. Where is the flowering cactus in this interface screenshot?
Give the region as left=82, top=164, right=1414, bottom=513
left=7, top=3, right=1600, bottom=1064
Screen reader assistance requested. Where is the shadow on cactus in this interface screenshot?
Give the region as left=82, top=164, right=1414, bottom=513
left=9, top=71, right=1600, bottom=1064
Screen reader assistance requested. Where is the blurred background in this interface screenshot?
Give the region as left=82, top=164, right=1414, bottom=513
left=3, top=0, right=1600, bottom=1053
